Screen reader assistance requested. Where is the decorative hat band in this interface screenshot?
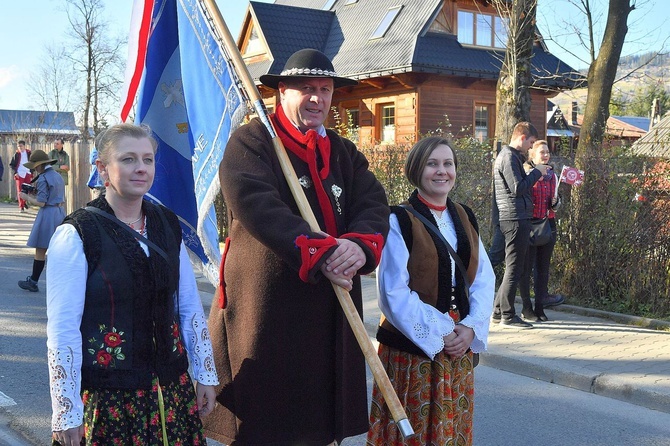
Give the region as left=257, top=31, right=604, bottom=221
left=280, top=68, right=340, bottom=77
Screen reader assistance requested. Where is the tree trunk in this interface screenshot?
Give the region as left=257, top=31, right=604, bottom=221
left=566, top=0, right=635, bottom=299
left=576, top=0, right=634, bottom=160
left=495, top=0, right=537, bottom=144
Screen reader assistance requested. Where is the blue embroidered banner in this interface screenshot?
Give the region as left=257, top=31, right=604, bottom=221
left=132, top=0, right=246, bottom=283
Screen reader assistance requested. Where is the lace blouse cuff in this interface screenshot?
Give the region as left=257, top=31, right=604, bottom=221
left=420, top=311, right=456, bottom=360
left=186, top=313, right=219, bottom=385
left=48, top=347, right=83, bottom=432
left=458, top=317, right=488, bottom=354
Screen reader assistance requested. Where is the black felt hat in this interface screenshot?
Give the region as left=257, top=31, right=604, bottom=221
left=259, top=48, right=358, bottom=89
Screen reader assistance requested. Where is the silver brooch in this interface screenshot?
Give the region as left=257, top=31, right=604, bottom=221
left=331, top=184, right=343, bottom=214
left=299, top=175, right=312, bottom=189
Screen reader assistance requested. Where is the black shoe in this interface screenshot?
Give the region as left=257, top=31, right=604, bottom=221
left=521, top=308, right=541, bottom=323
left=535, top=309, right=549, bottom=322
left=540, top=294, right=565, bottom=307
left=18, top=276, right=39, bottom=292
left=500, top=315, right=533, bottom=329
left=491, top=313, right=501, bottom=323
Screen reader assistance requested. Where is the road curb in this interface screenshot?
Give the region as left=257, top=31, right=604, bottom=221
left=551, top=304, right=670, bottom=331
left=479, top=352, right=670, bottom=414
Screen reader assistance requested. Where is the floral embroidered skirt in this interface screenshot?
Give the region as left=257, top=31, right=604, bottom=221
left=77, top=372, right=206, bottom=445
left=367, top=345, right=475, bottom=446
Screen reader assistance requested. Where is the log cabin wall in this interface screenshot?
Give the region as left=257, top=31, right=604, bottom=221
left=259, top=77, right=550, bottom=148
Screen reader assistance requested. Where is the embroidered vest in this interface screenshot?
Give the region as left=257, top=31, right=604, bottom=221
left=71, top=202, right=188, bottom=389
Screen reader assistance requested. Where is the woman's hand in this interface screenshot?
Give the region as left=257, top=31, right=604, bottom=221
left=196, top=383, right=217, bottom=417
left=443, top=324, right=475, bottom=357
left=52, top=425, right=84, bottom=446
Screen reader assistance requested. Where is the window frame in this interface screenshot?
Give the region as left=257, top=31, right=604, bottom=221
left=474, top=103, right=495, bottom=144
left=457, top=9, right=508, bottom=49
left=378, top=103, right=396, bottom=144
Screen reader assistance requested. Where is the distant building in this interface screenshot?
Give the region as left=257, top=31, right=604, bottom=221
left=561, top=101, right=650, bottom=150
left=546, top=101, right=575, bottom=154
left=0, top=109, right=80, bottom=144
left=239, top=0, right=583, bottom=145
left=631, top=112, right=670, bottom=159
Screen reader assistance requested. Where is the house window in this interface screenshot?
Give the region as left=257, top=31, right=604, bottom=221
left=346, top=108, right=360, bottom=143
left=380, top=104, right=395, bottom=143
left=242, top=25, right=263, bottom=57
left=323, top=0, right=336, bottom=10
left=458, top=10, right=508, bottom=49
left=370, top=6, right=402, bottom=39
left=345, top=0, right=358, bottom=4
left=474, top=104, right=491, bottom=142
left=494, top=16, right=508, bottom=48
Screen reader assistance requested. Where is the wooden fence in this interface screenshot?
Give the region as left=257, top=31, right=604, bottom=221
left=1, top=141, right=94, bottom=215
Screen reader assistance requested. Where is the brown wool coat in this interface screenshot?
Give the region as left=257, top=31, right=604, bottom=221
left=203, top=118, right=390, bottom=445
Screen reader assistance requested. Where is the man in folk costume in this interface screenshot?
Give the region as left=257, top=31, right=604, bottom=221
left=204, top=49, right=390, bottom=445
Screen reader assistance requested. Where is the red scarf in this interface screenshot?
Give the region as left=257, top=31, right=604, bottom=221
left=271, top=105, right=338, bottom=236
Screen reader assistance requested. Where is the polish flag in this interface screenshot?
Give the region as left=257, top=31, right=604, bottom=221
left=119, top=0, right=154, bottom=122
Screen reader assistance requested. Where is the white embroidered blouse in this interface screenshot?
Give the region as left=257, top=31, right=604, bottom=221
left=377, top=210, right=495, bottom=360
left=46, top=223, right=219, bottom=432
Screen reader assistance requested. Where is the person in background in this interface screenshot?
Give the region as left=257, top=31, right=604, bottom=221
left=87, top=146, right=105, bottom=197
left=49, top=138, right=70, bottom=211
left=17, top=150, right=66, bottom=292
left=519, top=140, right=564, bottom=322
left=9, top=140, right=32, bottom=212
left=204, top=48, right=390, bottom=445
left=368, top=136, right=494, bottom=445
left=492, top=122, right=549, bottom=329
left=46, top=123, right=218, bottom=445
left=49, top=138, right=70, bottom=186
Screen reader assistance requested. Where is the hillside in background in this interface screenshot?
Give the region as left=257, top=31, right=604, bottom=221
left=551, top=51, right=669, bottom=118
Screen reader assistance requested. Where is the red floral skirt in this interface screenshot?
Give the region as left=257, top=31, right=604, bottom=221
left=367, top=345, right=475, bottom=446
left=80, top=372, right=206, bottom=446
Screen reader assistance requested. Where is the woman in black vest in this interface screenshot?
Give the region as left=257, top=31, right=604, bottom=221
left=46, top=124, right=218, bottom=445
left=368, top=136, right=495, bottom=446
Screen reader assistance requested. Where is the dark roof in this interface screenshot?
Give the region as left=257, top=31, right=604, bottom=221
left=247, top=2, right=334, bottom=81
left=630, top=113, right=670, bottom=158
left=249, top=0, right=583, bottom=89
left=0, top=109, right=79, bottom=135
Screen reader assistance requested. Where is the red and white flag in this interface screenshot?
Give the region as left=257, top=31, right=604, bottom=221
left=560, top=166, right=584, bottom=186
left=119, top=0, right=154, bottom=122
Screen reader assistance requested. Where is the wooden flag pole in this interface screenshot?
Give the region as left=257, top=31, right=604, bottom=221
left=200, top=0, right=413, bottom=438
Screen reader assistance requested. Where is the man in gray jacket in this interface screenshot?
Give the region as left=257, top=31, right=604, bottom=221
left=492, top=122, right=549, bottom=328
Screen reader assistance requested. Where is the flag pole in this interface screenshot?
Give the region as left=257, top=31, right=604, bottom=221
left=200, top=0, right=413, bottom=438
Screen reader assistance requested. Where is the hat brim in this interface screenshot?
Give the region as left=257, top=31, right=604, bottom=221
left=259, top=74, right=358, bottom=90
left=24, top=159, right=58, bottom=169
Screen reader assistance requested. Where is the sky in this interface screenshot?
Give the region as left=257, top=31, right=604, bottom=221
left=0, top=0, right=667, bottom=113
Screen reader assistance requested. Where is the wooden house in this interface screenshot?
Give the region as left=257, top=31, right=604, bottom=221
left=238, top=0, right=582, bottom=146
left=546, top=101, right=576, bottom=154
left=631, top=112, right=670, bottom=159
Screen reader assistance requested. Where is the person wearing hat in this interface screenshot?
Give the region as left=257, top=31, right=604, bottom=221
left=204, top=48, right=390, bottom=445
left=18, top=149, right=65, bottom=292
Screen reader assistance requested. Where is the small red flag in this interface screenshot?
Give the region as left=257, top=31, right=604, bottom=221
left=560, top=166, right=585, bottom=186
